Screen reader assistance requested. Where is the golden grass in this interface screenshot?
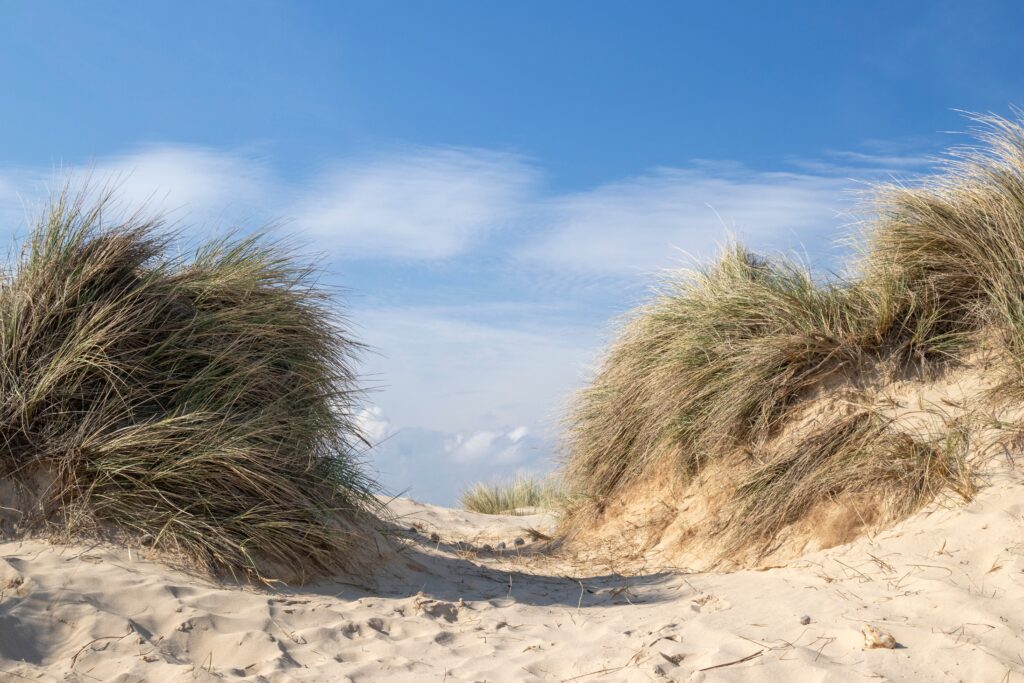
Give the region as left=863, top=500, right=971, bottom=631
left=0, top=188, right=381, bottom=581
left=561, top=112, right=1024, bottom=555
left=459, top=475, right=564, bottom=515
left=724, top=409, right=975, bottom=556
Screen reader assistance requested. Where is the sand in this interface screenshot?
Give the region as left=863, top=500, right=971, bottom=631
left=1, top=468, right=1022, bottom=682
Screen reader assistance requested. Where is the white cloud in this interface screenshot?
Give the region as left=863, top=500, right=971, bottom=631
left=0, top=145, right=275, bottom=242
left=507, top=425, right=529, bottom=442
left=0, top=145, right=536, bottom=261
left=354, top=405, right=395, bottom=443
left=0, top=144, right=891, bottom=273
left=443, top=426, right=532, bottom=464
left=356, top=305, right=596, bottom=435
left=445, top=430, right=499, bottom=463
left=292, top=148, right=535, bottom=260
left=521, top=166, right=854, bottom=274
left=91, top=144, right=273, bottom=219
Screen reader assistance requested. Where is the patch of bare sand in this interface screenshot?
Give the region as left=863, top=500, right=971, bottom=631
left=0, top=461, right=1021, bottom=682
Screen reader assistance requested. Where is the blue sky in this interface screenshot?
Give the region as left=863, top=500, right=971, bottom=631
left=2, top=1, right=1023, bottom=504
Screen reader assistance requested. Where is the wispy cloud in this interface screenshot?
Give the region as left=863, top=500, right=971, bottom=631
left=292, top=148, right=535, bottom=260
left=1, top=143, right=916, bottom=273
left=0, top=175, right=25, bottom=226
left=520, top=166, right=858, bottom=274
left=355, top=305, right=595, bottom=435
left=91, top=144, right=275, bottom=221
left=0, top=145, right=536, bottom=261
left=0, top=145, right=275, bottom=233
left=821, top=149, right=937, bottom=170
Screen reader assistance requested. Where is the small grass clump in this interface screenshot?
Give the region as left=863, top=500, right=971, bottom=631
left=0, top=189, right=380, bottom=581
left=562, top=112, right=1024, bottom=555
left=459, top=475, right=563, bottom=515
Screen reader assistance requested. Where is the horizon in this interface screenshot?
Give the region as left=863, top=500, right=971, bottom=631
left=3, top=1, right=1024, bottom=504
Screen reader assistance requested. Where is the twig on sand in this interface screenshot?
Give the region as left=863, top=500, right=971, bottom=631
left=1001, top=443, right=1016, bottom=467
left=698, top=649, right=765, bottom=672
left=269, top=615, right=306, bottom=644
left=562, top=648, right=648, bottom=681
left=562, top=665, right=627, bottom=681
left=812, top=636, right=836, bottom=662
left=834, top=559, right=873, bottom=582
left=70, top=629, right=132, bottom=668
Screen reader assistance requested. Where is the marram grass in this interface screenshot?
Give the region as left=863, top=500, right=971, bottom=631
left=724, top=409, right=975, bottom=557
left=459, top=475, right=564, bottom=515
left=0, top=189, right=380, bottom=581
left=866, top=110, right=1024, bottom=396
left=561, top=112, right=1024, bottom=553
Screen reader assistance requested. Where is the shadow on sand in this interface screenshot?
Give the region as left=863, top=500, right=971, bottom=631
left=288, top=522, right=686, bottom=609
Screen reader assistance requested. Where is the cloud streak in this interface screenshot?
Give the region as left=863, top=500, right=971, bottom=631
left=294, top=148, right=535, bottom=260
left=0, top=145, right=535, bottom=262
left=0, top=143, right=897, bottom=274
left=92, top=144, right=275, bottom=218
left=522, top=166, right=858, bottom=274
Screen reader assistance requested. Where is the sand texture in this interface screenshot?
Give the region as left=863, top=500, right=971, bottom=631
left=1, top=470, right=1023, bottom=682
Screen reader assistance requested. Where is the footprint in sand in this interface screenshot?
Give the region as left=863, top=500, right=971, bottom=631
left=690, top=594, right=731, bottom=613
left=0, top=558, right=27, bottom=598
left=339, top=622, right=365, bottom=639
left=366, top=617, right=390, bottom=635
left=411, top=592, right=460, bottom=623
left=433, top=631, right=456, bottom=645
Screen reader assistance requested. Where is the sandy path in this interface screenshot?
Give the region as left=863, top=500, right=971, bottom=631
left=0, top=473, right=1022, bottom=682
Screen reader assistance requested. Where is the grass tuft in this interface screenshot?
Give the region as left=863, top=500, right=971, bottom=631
left=0, top=188, right=380, bottom=581
left=565, top=246, right=879, bottom=505
left=459, top=475, right=564, bottom=515
left=866, top=110, right=1024, bottom=395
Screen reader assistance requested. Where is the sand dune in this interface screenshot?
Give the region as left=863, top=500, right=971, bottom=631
left=0, top=464, right=1021, bottom=682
